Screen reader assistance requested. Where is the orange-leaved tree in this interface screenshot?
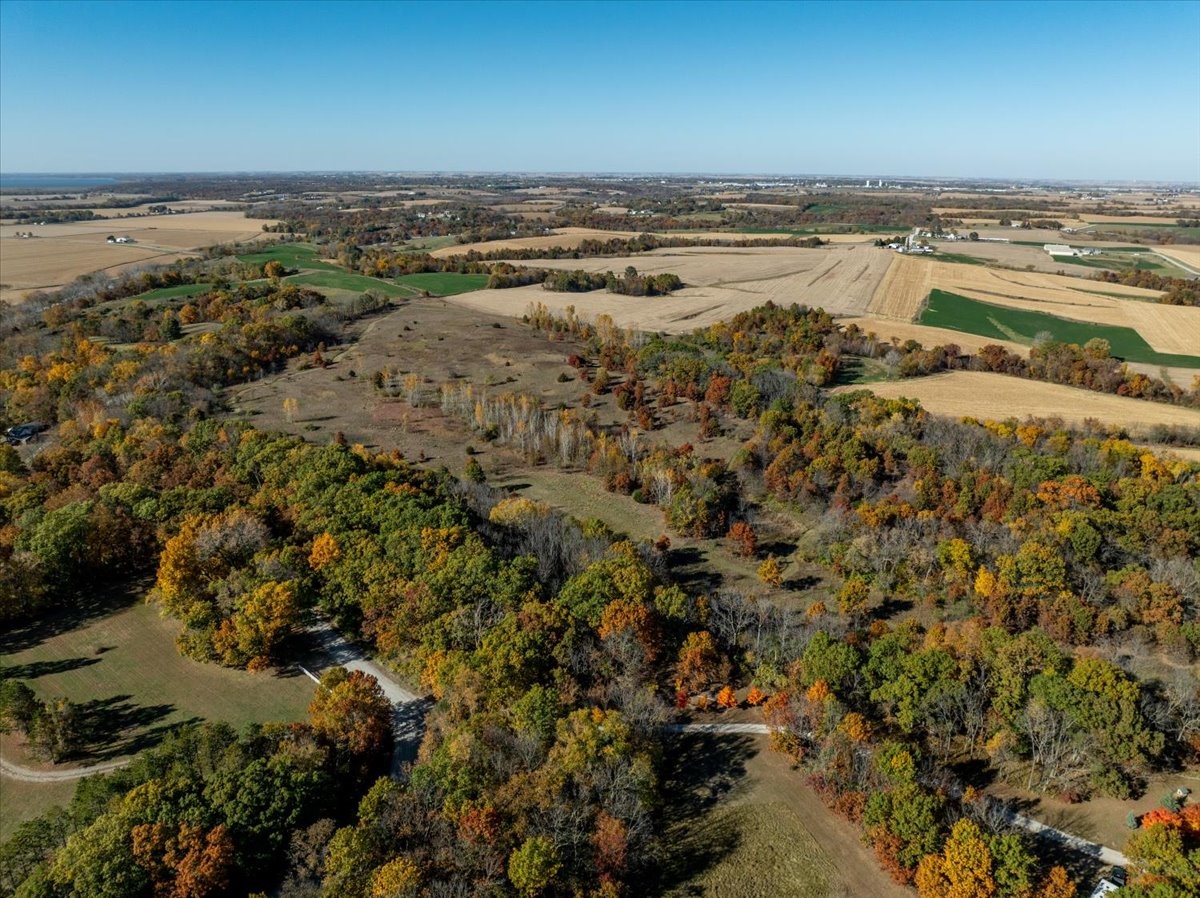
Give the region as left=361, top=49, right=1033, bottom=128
left=308, top=667, right=392, bottom=757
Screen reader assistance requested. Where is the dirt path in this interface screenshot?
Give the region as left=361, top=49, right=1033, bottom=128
left=0, top=756, right=131, bottom=783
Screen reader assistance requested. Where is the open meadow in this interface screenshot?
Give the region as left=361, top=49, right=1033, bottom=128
left=1, top=592, right=316, bottom=835
left=0, top=210, right=277, bottom=301
left=654, top=733, right=911, bottom=898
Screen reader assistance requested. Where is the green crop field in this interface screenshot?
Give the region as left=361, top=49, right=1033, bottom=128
left=919, top=289, right=1200, bottom=368
left=393, top=272, right=489, bottom=295
left=237, top=242, right=340, bottom=271
left=1051, top=253, right=1187, bottom=277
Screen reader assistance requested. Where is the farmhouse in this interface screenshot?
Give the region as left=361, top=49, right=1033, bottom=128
left=106, top=235, right=134, bottom=244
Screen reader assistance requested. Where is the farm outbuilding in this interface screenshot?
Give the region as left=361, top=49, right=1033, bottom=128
left=1044, top=243, right=1078, bottom=256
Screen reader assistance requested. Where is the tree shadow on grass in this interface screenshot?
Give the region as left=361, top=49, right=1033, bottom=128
left=0, top=656, right=100, bottom=680
left=0, top=578, right=152, bottom=655
left=668, top=546, right=721, bottom=593
left=71, top=695, right=189, bottom=762
left=649, top=733, right=758, bottom=895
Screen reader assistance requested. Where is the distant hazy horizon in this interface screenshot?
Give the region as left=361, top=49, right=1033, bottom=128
left=2, top=0, right=1197, bottom=181
left=2, top=171, right=1198, bottom=188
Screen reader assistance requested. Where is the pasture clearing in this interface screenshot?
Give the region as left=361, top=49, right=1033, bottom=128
left=0, top=779, right=76, bottom=841
left=1, top=211, right=277, bottom=301
left=1, top=597, right=316, bottom=757
left=654, top=732, right=910, bottom=898
left=393, top=271, right=489, bottom=295
left=866, top=256, right=1199, bottom=356
left=237, top=242, right=340, bottom=271
left=285, top=271, right=412, bottom=297
left=919, top=290, right=1200, bottom=367
left=836, top=370, right=1200, bottom=431
left=1, top=594, right=316, bottom=832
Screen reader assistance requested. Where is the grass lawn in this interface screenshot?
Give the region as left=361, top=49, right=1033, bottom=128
left=285, top=271, right=413, bottom=297
left=237, top=242, right=340, bottom=271
left=1, top=594, right=316, bottom=835
left=1, top=596, right=315, bottom=759
left=0, top=779, right=77, bottom=841
left=392, top=272, right=489, bottom=296
left=919, top=289, right=1200, bottom=368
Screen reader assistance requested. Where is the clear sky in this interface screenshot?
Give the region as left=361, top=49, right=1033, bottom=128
left=1, top=0, right=1197, bottom=181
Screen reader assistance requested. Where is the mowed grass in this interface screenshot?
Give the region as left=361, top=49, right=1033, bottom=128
left=656, top=803, right=837, bottom=898
left=0, top=779, right=77, bottom=841
left=1, top=596, right=316, bottom=836
left=237, top=242, right=340, bottom=271
left=1, top=598, right=316, bottom=755
left=393, top=272, right=489, bottom=296
left=285, top=270, right=412, bottom=297
left=919, top=289, right=1200, bottom=368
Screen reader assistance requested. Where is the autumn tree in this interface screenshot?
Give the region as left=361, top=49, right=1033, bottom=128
left=727, top=521, right=757, bottom=558
left=757, top=555, right=784, bottom=587
left=308, top=667, right=392, bottom=757
left=914, top=819, right=995, bottom=898
left=675, top=630, right=721, bottom=693
left=716, top=686, right=738, bottom=710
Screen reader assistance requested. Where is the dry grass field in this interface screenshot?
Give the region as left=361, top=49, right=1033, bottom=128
left=864, top=256, right=1200, bottom=355
left=837, top=371, right=1200, bottom=431
left=0, top=210, right=276, bottom=301
left=446, top=244, right=893, bottom=331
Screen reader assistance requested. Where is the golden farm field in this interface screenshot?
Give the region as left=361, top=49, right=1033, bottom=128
left=0, top=210, right=276, bottom=301
left=838, top=370, right=1200, bottom=431
left=865, top=255, right=1199, bottom=355
left=450, top=244, right=893, bottom=330
left=429, top=226, right=801, bottom=257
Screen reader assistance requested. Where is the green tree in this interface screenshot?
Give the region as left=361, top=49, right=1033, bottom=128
left=508, top=836, right=561, bottom=897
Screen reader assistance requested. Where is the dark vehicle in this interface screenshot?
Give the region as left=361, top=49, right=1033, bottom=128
left=1109, top=867, right=1126, bottom=887
left=5, top=422, right=48, bottom=445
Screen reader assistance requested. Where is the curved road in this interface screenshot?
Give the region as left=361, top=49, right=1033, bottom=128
left=2, top=649, right=1127, bottom=867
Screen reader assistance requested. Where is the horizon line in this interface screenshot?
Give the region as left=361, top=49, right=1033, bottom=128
left=2, top=170, right=1198, bottom=187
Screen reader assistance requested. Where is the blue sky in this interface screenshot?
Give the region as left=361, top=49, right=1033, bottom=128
left=1, top=0, right=1197, bottom=180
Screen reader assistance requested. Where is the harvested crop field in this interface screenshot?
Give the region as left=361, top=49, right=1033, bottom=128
left=841, top=316, right=1029, bottom=356
left=865, top=256, right=1198, bottom=355
left=837, top=371, right=1200, bottom=431
left=449, top=244, right=893, bottom=330
left=0, top=210, right=277, bottom=301
left=1151, top=245, right=1200, bottom=272
left=429, top=227, right=801, bottom=258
